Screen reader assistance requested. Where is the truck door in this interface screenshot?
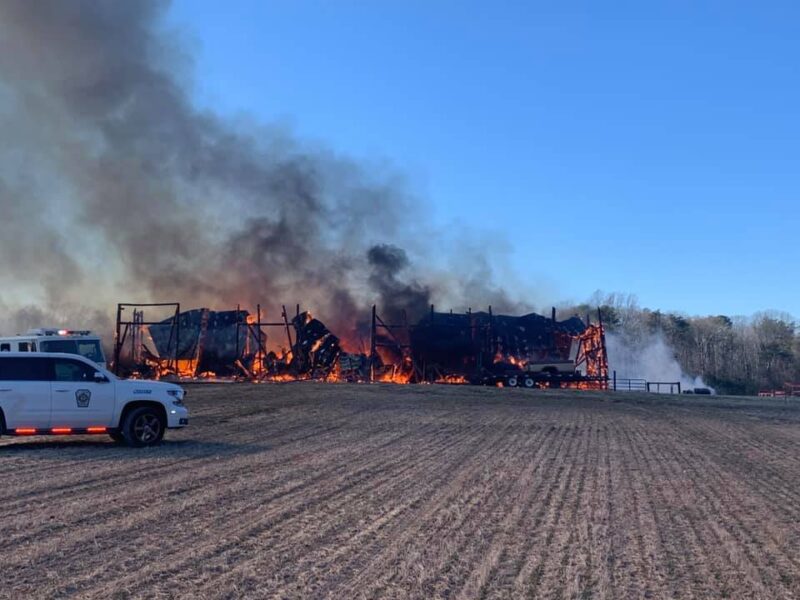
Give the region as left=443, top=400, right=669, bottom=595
left=0, top=356, right=52, bottom=429
left=50, top=358, right=115, bottom=428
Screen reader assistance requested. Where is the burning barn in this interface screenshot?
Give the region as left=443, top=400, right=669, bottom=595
left=374, top=307, right=608, bottom=388
left=148, top=308, right=265, bottom=377
left=113, top=304, right=267, bottom=378
left=113, top=303, right=348, bottom=381
left=113, top=301, right=607, bottom=389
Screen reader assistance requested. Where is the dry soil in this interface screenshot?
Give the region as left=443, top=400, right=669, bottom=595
left=1, top=383, right=800, bottom=599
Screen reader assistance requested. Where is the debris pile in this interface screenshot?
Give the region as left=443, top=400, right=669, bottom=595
left=287, top=312, right=342, bottom=378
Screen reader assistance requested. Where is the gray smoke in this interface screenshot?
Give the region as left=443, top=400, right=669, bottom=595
left=606, top=332, right=712, bottom=392
left=0, top=0, right=530, bottom=349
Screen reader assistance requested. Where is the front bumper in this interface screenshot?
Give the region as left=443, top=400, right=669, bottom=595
left=167, top=405, right=189, bottom=428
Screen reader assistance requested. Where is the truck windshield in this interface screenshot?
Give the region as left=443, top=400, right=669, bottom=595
left=39, top=339, right=105, bottom=363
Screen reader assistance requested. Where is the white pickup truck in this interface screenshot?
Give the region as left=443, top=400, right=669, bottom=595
left=0, top=352, right=188, bottom=446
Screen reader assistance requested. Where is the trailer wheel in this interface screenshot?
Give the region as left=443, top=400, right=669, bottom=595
left=523, top=376, right=535, bottom=388
left=507, top=376, right=518, bottom=387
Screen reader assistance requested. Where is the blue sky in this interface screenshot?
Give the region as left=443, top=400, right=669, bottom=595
left=168, top=1, right=799, bottom=318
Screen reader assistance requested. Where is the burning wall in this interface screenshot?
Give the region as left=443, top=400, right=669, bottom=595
left=410, top=311, right=595, bottom=381
left=147, top=308, right=264, bottom=377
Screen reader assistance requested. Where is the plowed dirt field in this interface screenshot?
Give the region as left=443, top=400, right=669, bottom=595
left=2, top=383, right=800, bottom=599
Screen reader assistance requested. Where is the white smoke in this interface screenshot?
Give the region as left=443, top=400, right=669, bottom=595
left=606, top=332, right=713, bottom=393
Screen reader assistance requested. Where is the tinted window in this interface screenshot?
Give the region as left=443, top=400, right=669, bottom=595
left=18, top=342, right=30, bottom=352
left=40, top=340, right=77, bottom=354
left=0, top=357, right=50, bottom=381
left=52, top=359, right=96, bottom=382
left=41, top=339, right=104, bottom=363
left=0, top=344, right=9, bottom=352
left=76, top=341, right=104, bottom=363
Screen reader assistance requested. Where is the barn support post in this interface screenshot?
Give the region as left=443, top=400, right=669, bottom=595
left=484, top=305, right=494, bottom=372
left=234, top=303, right=241, bottom=363
left=131, top=310, right=142, bottom=364
left=369, top=304, right=377, bottom=382
left=194, top=308, right=211, bottom=377
left=113, top=303, right=123, bottom=375
left=255, top=304, right=262, bottom=377
left=281, top=305, right=294, bottom=353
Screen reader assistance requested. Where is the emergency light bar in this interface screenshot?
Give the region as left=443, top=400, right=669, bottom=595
left=24, top=328, right=94, bottom=337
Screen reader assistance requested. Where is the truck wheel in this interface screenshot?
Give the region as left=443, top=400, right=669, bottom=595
left=121, top=407, right=165, bottom=447
left=507, top=376, right=518, bottom=387
left=523, top=377, right=535, bottom=388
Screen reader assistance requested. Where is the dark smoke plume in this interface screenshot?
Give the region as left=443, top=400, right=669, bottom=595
left=0, top=0, right=530, bottom=348
left=367, top=244, right=432, bottom=323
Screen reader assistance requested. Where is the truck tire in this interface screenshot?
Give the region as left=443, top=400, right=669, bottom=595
left=523, top=376, right=535, bottom=388
left=121, top=407, right=165, bottom=447
left=507, top=376, right=518, bottom=387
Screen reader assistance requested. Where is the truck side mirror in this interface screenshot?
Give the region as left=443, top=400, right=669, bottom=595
left=93, top=371, right=109, bottom=383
